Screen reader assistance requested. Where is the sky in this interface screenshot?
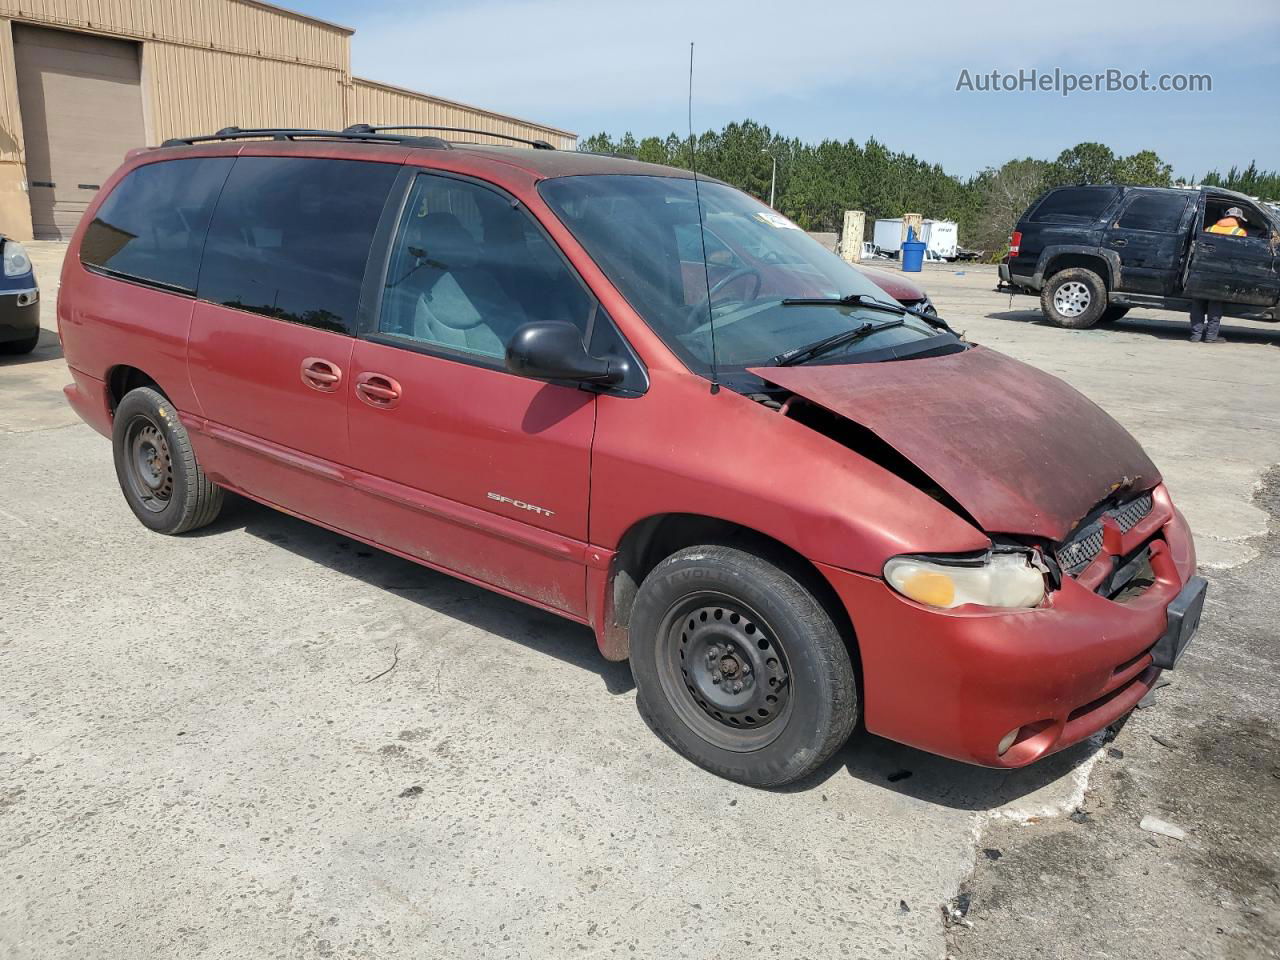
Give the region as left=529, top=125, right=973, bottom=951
left=290, top=0, right=1280, bottom=180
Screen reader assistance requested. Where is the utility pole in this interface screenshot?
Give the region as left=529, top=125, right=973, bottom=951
left=761, top=149, right=777, bottom=208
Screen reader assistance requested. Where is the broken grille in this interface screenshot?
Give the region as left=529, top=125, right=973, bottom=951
left=1056, top=492, right=1155, bottom=576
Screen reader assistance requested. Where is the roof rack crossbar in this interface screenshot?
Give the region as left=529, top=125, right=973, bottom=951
left=343, top=123, right=556, bottom=150
left=160, top=126, right=451, bottom=149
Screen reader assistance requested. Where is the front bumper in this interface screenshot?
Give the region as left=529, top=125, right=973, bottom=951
left=0, top=286, right=40, bottom=343
left=818, top=484, right=1196, bottom=767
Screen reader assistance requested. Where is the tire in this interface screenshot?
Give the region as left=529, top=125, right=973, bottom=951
left=1040, top=267, right=1108, bottom=329
left=0, top=332, right=38, bottom=355
left=1098, top=305, right=1129, bottom=324
left=112, top=386, right=223, bottom=534
left=629, top=545, right=858, bottom=787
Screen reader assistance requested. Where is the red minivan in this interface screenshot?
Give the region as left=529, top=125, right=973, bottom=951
left=59, top=127, right=1205, bottom=786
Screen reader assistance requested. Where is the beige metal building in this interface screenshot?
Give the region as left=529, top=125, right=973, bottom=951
left=0, top=0, right=576, bottom=240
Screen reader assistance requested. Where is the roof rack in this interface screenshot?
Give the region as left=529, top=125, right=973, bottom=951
left=343, top=124, right=556, bottom=150
left=160, top=126, right=451, bottom=149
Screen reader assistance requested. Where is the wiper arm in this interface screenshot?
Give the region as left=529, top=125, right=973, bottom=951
left=781, top=292, right=959, bottom=334
left=780, top=293, right=905, bottom=314
left=771, top=318, right=905, bottom=366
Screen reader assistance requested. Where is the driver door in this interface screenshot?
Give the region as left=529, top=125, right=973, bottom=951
left=1181, top=195, right=1280, bottom=306
left=342, top=172, right=602, bottom=617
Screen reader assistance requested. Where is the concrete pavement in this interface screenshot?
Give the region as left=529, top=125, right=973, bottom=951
left=2, top=245, right=1277, bottom=959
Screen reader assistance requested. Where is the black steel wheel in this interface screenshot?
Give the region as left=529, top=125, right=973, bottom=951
left=112, top=386, right=223, bottom=534
left=122, top=414, right=175, bottom=513
left=656, top=593, right=794, bottom=752
left=630, top=544, right=858, bottom=787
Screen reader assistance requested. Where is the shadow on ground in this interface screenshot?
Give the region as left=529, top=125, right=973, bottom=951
left=987, top=309, right=1280, bottom=346
left=198, top=492, right=636, bottom=696
left=196, top=493, right=1099, bottom=812
left=0, top=329, right=64, bottom=366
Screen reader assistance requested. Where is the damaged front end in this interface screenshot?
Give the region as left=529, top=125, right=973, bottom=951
left=746, top=345, right=1200, bottom=766
left=750, top=345, right=1184, bottom=611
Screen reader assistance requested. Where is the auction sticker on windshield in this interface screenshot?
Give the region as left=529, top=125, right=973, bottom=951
left=755, top=211, right=800, bottom=229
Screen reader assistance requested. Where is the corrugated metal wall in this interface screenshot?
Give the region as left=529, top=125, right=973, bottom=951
left=351, top=78, right=577, bottom=150
left=0, top=18, right=23, bottom=162
left=0, top=0, right=350, bottom=70
left=0, top=0, right=575, bottom=239
left=145, top=45, right=344, bottom=141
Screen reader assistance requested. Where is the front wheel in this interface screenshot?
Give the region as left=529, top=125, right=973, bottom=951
left=630, top=545, right=858, bottom=787
left=1040, top=267, right=1108, bottom=328
left=112, top=386, right=223, bottom=534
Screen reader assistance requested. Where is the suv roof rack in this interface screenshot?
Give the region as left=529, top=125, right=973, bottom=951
left=343, top=124, right=556, bottom=150
left=161, top=126, right=451, bottom=149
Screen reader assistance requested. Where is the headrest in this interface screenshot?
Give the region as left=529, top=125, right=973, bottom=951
left=405, top=211, right=480, bottom=269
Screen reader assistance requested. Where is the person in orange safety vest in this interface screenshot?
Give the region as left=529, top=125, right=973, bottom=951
left=1206, top=207, right=1248, bottom=236
left=1190, top=206, right=1250, bottom=343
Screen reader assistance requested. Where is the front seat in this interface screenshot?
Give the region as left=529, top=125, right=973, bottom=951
left=401, top=212, right=530, bottom=357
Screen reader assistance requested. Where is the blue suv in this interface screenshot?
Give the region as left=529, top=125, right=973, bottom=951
left=0, top=235, right=40, bottom=355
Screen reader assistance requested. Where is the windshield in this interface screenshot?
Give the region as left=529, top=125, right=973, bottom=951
left=540, top=174, right=954, bottom=374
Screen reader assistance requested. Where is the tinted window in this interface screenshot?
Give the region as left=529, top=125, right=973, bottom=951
left=80, top=158, right=232, bottom=293
left=198, top=157, right=397, bottom=335
left=1116, top=192, right=1188, bottom=232
left=378, top=174, right=594, bottom=359
left=1030, top=187, right=1120, bottom=223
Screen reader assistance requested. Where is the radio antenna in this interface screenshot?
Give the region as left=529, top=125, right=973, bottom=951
left=687, top=42, right=720, bottom=395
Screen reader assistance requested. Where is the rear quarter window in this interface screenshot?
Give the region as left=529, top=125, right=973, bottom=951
left=197, top=156, right=398, bottom=335
left=1115, top=192, right=1189, bottom=233
left=1028, top=186, right=1121, bottom=224
left=80, top=157, right=233, bottom=293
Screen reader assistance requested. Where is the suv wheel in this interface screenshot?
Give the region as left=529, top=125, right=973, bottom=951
left=629, top=545, right=858, bottom=787
left=1041, top=268, right=1108, bottom=328
left=112, top=386, right=224, bottom=534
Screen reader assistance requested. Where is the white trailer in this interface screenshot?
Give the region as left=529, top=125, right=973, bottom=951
left=922, top=220, right=959, bottom=260
left=871, top=218, right=960, bottom=260
left=872, top=218, right=906, bottom=256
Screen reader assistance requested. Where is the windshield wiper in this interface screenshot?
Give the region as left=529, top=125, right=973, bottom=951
left=781, top=292, right=958, bottom=334
left=781, top=293, right=903, bottom=311
left=771, top=318, right=905, bottom=366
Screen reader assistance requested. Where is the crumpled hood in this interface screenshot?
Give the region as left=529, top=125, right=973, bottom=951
left=749, top=345, right=1160, bottom=541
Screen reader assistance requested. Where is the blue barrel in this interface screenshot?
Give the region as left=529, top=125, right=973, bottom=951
left=901, top=226, right=925, bottom=272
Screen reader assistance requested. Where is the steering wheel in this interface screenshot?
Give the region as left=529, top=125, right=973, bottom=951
left=683, top=266, right=764, bottom=329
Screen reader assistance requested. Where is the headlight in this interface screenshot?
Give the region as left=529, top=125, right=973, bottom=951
left=884, top=552, right=1046, bottom=609
left=3, top=240, right=32, bottom=278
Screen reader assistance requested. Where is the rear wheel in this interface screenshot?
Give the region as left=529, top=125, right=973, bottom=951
left=629, top=545, right=858, bottom=787
left=112, top=386, right=223, bottom=534
left=1041, top=267, right=1108, bottom=328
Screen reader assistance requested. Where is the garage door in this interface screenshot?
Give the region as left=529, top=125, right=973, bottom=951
left=13, top=25, right=146, bottom=240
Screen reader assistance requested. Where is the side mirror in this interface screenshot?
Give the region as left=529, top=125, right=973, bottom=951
left=506, top=321, right=623, bottom=385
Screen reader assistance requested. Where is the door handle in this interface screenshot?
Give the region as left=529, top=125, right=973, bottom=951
left=355, top=372, right=402, bottom=410
left=301, top=357, right=342, bottom=393
left=1199, top=242, right=1216, bottom=252
left=1109, top=238, right=1127, bottom=247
